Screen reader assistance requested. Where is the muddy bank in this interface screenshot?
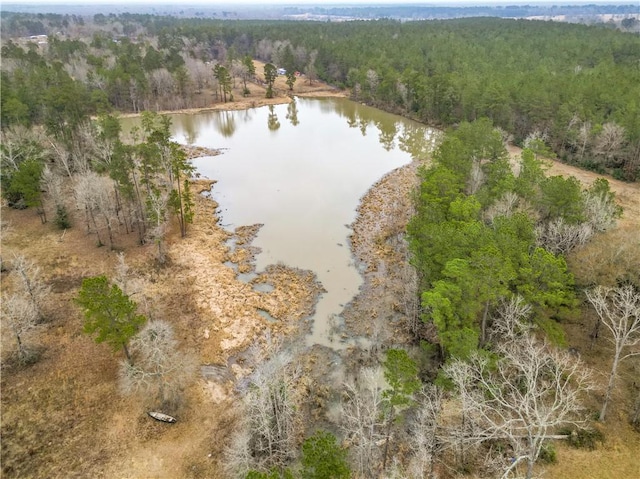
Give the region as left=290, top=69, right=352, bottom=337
left=343, top=161, right=423, bottom=343
left=167, top=180, right=325, bottom=364
left=116, top=61, right=346, bottom=121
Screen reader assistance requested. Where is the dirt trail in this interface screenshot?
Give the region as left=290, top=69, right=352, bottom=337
left=507, top=145, right=640, bottom=230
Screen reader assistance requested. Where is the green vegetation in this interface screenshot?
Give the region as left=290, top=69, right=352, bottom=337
left=301, top=431, right=350, bottom=479
left=3, top=159, right=45, bottom=218
left=1, top=11, right=635, bottom=479
left=2, top=15, right=637, bottom=179
left=407, top=120, right=616, bottom=358
left=381, top=349, right=421, bottom=468
left=264, top=63, right=277, bottom=99
left=75, top=275, right=146, bottom=364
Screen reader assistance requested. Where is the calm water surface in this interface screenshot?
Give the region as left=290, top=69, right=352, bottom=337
left=159, top=98, right=435, bottom=347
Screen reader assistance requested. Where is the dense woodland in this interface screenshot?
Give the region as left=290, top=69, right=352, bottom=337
left=1, top=13, right=640, bottom=180
left=1, top=10, right=640, bottom=479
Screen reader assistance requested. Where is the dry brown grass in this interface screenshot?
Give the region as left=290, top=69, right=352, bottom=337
left=1, top=101, right=637, bottom=479
left=504, top=147, right=640, bottom=479
left=0, top=175, right=322, bottom=477
left=0, top=69, right=345, bottom=478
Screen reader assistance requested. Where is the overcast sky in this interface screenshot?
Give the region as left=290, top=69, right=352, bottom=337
left=4, top=0, right=624, bottom=5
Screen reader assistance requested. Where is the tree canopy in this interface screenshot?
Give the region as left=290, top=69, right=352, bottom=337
left=75, top=275, right=146, bottom=363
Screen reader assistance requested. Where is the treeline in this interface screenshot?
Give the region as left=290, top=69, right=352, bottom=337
left=1, top=112, right=195, bottom=260
left=290, top=3, right=640, bottom=20
left=1, top=14, right=639, bottom=180
left=223, top=18, right=639, bottom=180
left=407, top=119, right=622, bottom=358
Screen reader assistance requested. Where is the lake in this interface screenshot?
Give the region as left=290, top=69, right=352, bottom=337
left=156, top=97, right=435, bottom=347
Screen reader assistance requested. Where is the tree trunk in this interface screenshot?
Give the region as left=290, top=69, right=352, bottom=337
left=175, top=171, right=186, bottom=237
left=122, top=342, right=132, bottom=365
left=590, top=315, right=602, bottom=347
left=631, top=389, right=640, bottom=428
left=88, top=208, right=103, bottom=247
left=381, top=409, right=394, bottom=473
left=131, top=170, right=146, bottom=244
left=113, top=184, right=129, bottom=233
left=480, top=300, right=490, bottom=346
left=526, top=457, right=534, bottom=479
left=102, top=211, right=114, bottom=250
left=38, top=199, right=47, bottom=224
left=83, top=205, right=91, bottom=234
left=600, top=348, right=621, bottom=421
left=15, top=331, right=25, bottom=360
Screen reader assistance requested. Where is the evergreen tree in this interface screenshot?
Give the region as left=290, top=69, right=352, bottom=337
left=75, top=275, right=146, bottom=364
left=264, top=63, right=277, bottom=99
left=301, top=431, right=350, bottom=479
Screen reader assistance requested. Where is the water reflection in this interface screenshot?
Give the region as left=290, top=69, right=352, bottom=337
left=267, top=105, right=281, bottom=131
left=399, top=123, right=437, bottom=159
left=181, top=114, right=199, bottom=145
left=376, top=118, right=397, bottom=151
left=286, top=99, right=300, bottom=126
left=161, top=98, right=439, bottom=159
left=124, top=98, right=437, bottom=348
left=215, top=111, right=237, bottom=138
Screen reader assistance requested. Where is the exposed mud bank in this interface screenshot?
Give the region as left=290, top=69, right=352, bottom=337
left=169, top=180, right=325, bottom=365
left=343, top=161, right=422, bottom=342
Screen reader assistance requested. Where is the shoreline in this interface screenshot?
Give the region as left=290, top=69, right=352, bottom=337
left=115, top=88, right=347, bottom=119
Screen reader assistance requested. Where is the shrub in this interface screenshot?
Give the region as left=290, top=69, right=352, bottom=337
left=538, top=442, right=557, bottom=464
left=559, top=427, right=605, bottom=450
left=54, top=205, right=71, bottom=229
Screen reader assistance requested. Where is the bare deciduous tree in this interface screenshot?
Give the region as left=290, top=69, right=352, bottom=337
left=407, top=385, right=443, bottom=479
left=184, top=57, right=210, bottom=94
left=149, top=69, right=175, bottom=110
left=74, top=170, right=100, bottom=238
left=488, top=295, right=533, bottom=344
left=444, top=334, right=593, bottom=479
left=582, top=186, right=622, bottom=232
left=69, top=121, right=98, bottom=175
left=485, top=191, right=519, bottom=224
left=11, top=254, right=50, bottom=322
left=225, top=350, right=302, bottom=475
left=114, top=252, right=131, bottom=296
left=467, top=160, right=485, bottom=195
left=41, top=164, right=65, bottom=212
left=594, top=122, right=626, bottom=166
left=73, top=171, right=119, bottom=248
left=366, top=69, right=379, bottom=97
left=576, top=121, right=592, bottom=161
left=119, top=320, right=197, bottom=410
left=1, top=293, right=38, bottom=362
left=146, top=189, right=169, bottom=263
left=585, top=285, right=640, bottom=421
left=535, top=217, right=594, bottom=255
left=224, top=422, right=254, bottom=479
left=93, top=175, right=119, bottom=249
left=398, top=261, right=422, bottom=338
left=340, top=366, right=386, bottom=478
left=0, top=126, right=48, bottom=172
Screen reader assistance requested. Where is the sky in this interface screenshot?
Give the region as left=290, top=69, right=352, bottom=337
left=4, top=0, right=627, bottom=5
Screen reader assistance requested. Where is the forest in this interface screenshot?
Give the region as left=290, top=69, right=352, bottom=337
left=1, top=9, right=639, bottom=479
left=2, top=13, right=640, bottom=180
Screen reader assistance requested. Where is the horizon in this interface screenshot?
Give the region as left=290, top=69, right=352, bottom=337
left=2, top=0, right=634, bottom=5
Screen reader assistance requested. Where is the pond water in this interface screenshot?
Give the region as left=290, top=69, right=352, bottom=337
left=150, top=97, right=435, bottom=348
